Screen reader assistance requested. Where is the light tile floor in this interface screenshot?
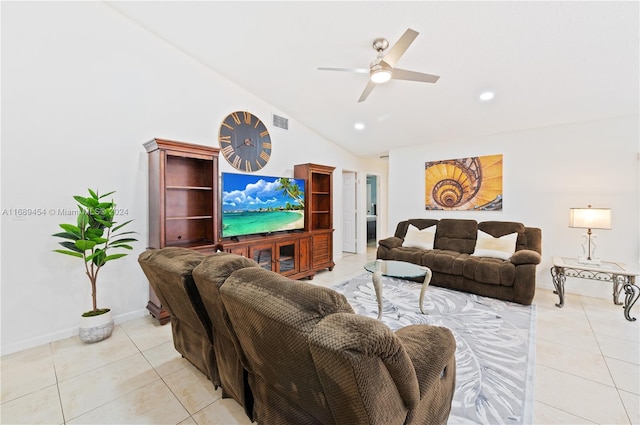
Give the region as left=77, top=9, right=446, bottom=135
left=1, top=249, right=639, bottom=424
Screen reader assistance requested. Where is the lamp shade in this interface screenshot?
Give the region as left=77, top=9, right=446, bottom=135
left=569, top=207, right=612, bottom=230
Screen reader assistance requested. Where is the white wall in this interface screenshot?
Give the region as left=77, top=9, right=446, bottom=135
left=0, top=2, right=386, bottom=354
left=388, top=116, right=639, bottom=300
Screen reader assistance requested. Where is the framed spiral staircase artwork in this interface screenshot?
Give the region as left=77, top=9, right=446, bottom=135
left=425, top=154, right=503, bottom=211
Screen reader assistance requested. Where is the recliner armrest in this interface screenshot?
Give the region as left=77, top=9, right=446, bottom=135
left=379, top=236, right=403, bottom=250
left=510, top=249, right=541, bottom=265
left=395, top=324, right=456, bottom=397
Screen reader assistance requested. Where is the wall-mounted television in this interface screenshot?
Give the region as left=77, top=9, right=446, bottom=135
left=221, top=172, right=306, bottom=238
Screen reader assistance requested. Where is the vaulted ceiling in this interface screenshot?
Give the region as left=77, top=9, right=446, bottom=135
left=108, top=1, right=639, bottom=158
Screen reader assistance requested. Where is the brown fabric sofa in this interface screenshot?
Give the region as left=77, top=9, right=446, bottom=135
left=191, top=252, right=260, bottom=420
left=219, top=260, right=457, bottom=425
left=377, top=219, right=542, bottom=305
left=137, top=247, right=219, bottom=387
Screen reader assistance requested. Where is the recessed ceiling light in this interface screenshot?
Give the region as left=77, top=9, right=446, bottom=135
left=354, top=122, right=365, bottom=131
left=479, top=91, right=495, bottom=101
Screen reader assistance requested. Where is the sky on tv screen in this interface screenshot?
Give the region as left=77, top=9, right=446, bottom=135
left=222, top=173, right=305, bottom=212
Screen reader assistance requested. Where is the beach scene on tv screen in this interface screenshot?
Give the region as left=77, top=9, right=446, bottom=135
left=222, top=173, right=305, bottom=237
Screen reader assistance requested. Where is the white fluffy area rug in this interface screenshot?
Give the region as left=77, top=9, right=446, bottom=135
left=332, top=273, right=536, bottom=425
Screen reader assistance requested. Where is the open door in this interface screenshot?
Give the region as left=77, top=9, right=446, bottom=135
left=342, top=171, right=357, bottom=253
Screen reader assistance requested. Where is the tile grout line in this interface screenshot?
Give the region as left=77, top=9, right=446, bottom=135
left=583, top=302, right=635, bottom=425
left=49, top=341, right=67, bottom=425
left=57, top=325, right=164, bottom=423
left=534, top=400, right=599, bottom=425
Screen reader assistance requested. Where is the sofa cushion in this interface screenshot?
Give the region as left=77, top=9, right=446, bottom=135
left=471, top=230, right=518, bottom=260
left=403, top=224, right=436, bottom=250
left=463, top=256, right=516, bottom=286
left=395, top=219, right=440, bottom=239
left=433, top=219, right=478, bottom=254
left=478, top=221, right=527, bottom=249
left=419, top=250, right=468, bottom=276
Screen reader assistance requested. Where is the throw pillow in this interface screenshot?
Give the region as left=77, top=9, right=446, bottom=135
left=403, top=224, right=436, bottom=250
left=471, top=230, right=518, bottom=260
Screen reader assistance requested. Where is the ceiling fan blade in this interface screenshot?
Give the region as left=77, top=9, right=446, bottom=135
left=318, top=67, right=369, bottom=74
left=382, top=28, right=419, bottom=68
left=392, top=68, right=440, bottom=83
left=358, top=80, right=377, bottom=103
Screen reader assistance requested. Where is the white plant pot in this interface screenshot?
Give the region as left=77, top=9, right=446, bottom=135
left=78, top=310, right=114, bottom=343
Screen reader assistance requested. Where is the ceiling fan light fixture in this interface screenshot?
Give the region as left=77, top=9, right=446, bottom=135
left=370, top=64, right=392, bottom=84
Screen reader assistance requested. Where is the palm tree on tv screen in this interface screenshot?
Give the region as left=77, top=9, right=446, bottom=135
left=277, top=178, right=304, bottom=208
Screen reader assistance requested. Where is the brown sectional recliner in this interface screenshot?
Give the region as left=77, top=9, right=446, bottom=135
left=192, top=252, right=259, bottom=419
left=137, top=247, right=219, bottom=386
left=138, top=248, right=457, bottom=425
left=377, top=219, right=542, bottom=305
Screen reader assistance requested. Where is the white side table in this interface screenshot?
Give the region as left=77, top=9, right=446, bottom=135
left=550, top=256, right=639, bottom=321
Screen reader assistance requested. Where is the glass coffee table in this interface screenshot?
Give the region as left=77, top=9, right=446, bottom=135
left=364, top=259, right=433, bottom=319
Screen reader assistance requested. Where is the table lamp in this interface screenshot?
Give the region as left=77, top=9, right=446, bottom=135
left=569, top=205, right=611, bottom=265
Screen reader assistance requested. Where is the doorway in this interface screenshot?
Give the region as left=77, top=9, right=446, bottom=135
left=366, top=175, right=378, bottom=248
left=342, top=171, right=357, bottom=253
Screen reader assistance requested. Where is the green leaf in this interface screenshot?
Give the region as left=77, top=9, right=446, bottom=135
left=59, top=241, right=82, bottom=252
left=97, top=202, right=114, bottom=209
left=88, top=188, right=98, bottom=199
left=85, top=228, right=104, bottom=238
left=53, top=249, right=83, bottom=258
left=93, top=217, right=113, bottom=227
left=73, top=195, right=99, bottom=208
left=113, top=230, right=137, bottom=236
left=77, top=211, right=89, bottom=229
left=110, top=237, right=137, bottom=244
left=52, top=232, right=79, bottom=241
left=88, top=237, right=109, bottom=244
left=73, top=195, right=88, bottom=205
left=75, top=240, right=96, bottom=251
left=104, top=253, right=128, bottom=262
left=98, top=191, right=116, bottom=199
left=59, top=224, right=81, bottom=236
left=80, top=195, right=99, bottom=208
left=92, top=250, right=107, bottom=266
left=110, top=244, right=133, bottom=250
left=112, top=220, right=134, bottom=232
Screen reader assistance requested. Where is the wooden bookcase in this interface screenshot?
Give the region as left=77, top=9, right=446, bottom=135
left=144, top=138, right=220, bottom=323
left=294, top=163, right=335, bottom=272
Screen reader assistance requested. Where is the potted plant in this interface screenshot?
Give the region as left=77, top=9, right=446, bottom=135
left=53, top=189, right=137, bottom=343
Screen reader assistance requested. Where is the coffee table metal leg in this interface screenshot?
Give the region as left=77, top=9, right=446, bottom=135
left=372, top=271, right=383, bottom=319
left=419, top=268, right=433, bottom=314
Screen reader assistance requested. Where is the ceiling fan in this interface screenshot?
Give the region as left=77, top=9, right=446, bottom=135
left=318, top=28, right=440, bottom=103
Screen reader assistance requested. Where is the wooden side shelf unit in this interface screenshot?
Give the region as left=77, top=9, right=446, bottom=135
left=144, top=138, right=220, bottom=324
left=294, top=163, right=335, bottom=272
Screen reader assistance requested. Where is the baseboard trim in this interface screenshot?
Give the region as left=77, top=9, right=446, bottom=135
left=1, top=309, right=149, bottom=356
